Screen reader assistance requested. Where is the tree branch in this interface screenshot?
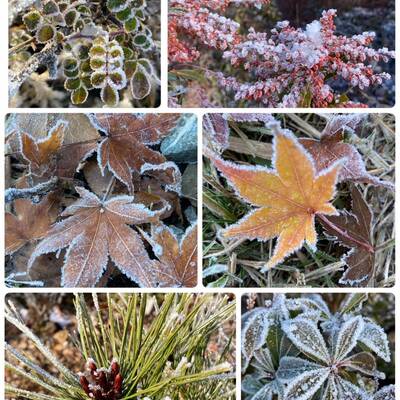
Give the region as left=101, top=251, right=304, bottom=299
left=5, top=177, right=58, bottom=204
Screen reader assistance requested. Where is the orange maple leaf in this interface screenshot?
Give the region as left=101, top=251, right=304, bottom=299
left=208, top=127, right=343, bottom=270
left=20, top=121, right=66, bottom=177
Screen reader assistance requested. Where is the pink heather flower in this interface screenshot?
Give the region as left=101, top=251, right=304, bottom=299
left=219, top=9, right=395, bottom=107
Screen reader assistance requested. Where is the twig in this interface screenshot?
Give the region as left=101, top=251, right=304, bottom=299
left=8, top=37, right=35, bottom=56
left=5, top=177, right=58, bottom=204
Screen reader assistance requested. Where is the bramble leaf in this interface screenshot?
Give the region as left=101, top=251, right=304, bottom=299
left=207, top=127, right=342, bottom=270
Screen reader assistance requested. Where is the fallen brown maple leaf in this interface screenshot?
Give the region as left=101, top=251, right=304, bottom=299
left=144, top=223, right=198, bottom=287
left=91, top=114, right=180, bottom=193
left=319, top=186, right=375, bottom=287
left=28, top=187, right=169, bottom=288
left=299, top=114, right=394, bottom=190
left=6, top=194, right=59, bottom=255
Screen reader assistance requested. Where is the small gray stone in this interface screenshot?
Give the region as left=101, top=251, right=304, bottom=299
left=161, top=114, right=197, bottom=163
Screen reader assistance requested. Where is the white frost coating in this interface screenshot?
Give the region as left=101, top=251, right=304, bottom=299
left=4, top=313, right=77, bottom=383
left=276, top=356, right=321, bottom=383
left=373, top=385, right=395, bottom=400
left=241, top=308, right=271, bottom=359
left=61, top=186, right=101, bottom=216
left=359, top=321, right=391, bottom=362
left=250, top=384, right=273, bottom=400
left=333, top=315, right=364, bottom=361
left=283, top=367, right=330, bottom=400
left=337, top=376, right=370, bottom=400
left=321, top=113, right=366, bottom=137
left=281, top=318, right=330, bottom=364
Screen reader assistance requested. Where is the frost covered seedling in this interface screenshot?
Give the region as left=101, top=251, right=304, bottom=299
left=203, top=113, right=395, bottom=288
left=9, top=0, right=160, bottom=107
left=242, top=293, right=394, bottom=400
left=5, top=293, right=236, bottom=399
left=169, top=2, right=395, bottom=107
left=5, top=113, right=198, bottom=288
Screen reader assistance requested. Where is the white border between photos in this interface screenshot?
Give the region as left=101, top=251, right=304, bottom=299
left=0, top=1, right=399, bottom=399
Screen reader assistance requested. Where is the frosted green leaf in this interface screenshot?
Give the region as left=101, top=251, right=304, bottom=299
left=125, top=17, right=139, bottom=32
left=107, top=0, right=129, bottom=12
left=133, top=33, right=150, bottom=47
left=71, top=86, right=88, bottom=105
left=373, top=385, right=395, bottom=400
left=109, top=70, right=127, bottom=90
left=130, top=65, right=151, bottom=99
left=344, top=352, right=383, bottom=378
left=282, top=318, right=330, bottom=364
left=23, top=11, right=42, bottom=31
left=64, top=78, right=81, bottom=90
left=64, top=9, right=78, bottom=26
left=36, top=24, right=56, bottom=43
left=321, top=375, right=339, bottom=400
left=42, top=0, right=59, bottom=16
left=250, top=384, right=273, bottom=400
left=101, top=84, right=119, bottom=106
left=241, top=308, right=270, bottom=360
left=276, top=356, right=322, bottom=383
left=89, top=46, right=107, bottom=57
left=333, top=316, right=364, bottom=361
left=63, top=57, right=78, bottom=72
left=91, top=71, right=107, bottom=88
left=116, top=8, right=132, bottom=22
left=90, top=57, right=106, bottom=70
left=359, top=321, right=391, bottom=362
left=284, top=368, right=330, bottom=400
left=336, top=377, right=369, bottom=400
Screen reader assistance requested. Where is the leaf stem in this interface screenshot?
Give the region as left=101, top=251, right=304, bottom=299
left=317, top=214, right=374, bottom=254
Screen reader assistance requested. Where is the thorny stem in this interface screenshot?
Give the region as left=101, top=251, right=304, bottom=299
left=317, top=213, right=375, bottom=254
